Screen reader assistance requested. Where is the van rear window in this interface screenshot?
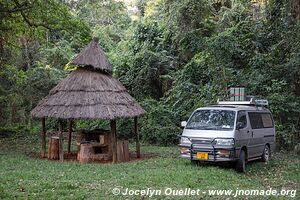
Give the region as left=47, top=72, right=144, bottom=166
left=261, top=113, right=274, bottom=128
left=248, top=112, right=274, bottom=129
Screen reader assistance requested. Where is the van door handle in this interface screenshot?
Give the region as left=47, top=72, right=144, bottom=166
left=247, top=130, right=250, bottom=133
left=251, top=131, right=254, bottom=137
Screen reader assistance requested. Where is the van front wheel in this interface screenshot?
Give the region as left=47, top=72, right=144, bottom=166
left=236, top=150, right=246, bottom=173
left=261, top=145, right=270, bottom=162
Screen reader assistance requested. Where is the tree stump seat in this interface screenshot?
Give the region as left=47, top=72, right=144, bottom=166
left=48, top=136, right=60, bottom=160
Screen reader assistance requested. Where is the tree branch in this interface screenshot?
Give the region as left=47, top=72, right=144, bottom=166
left=10, top=0, right=53, bottom=30
left=20, top=11, right=52, bottom=30
left=0, top=5, right=32, bottom=13
left=0, top=0, right=32, bottom=13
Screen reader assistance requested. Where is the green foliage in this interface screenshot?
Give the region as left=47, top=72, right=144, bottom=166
left=0, top=0, right=90, bottom=132
left=0, top=123, right=38, bottom=138
left=1, top=0, right=300, bottom=149
left=264, top=80, right=300, bottom=149
left=0, top=0, right=91, bottom=56
left=164, top=53, right=217, bottom=120
left=74, top=0, right=130, bottom=52
left=140, top=99, right=181, bottom=145
left=125, top=0, right=300, bottom=148
left=161, top=0, right=215, bottom=61
left=76, top=120, right=110, bottom=131
left=0, top=64, right=66, bottom=127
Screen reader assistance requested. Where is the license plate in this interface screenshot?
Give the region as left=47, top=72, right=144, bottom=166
left=196, top=152, right=208, bottom=160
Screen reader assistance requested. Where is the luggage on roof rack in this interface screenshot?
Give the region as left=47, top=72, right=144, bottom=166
left=230, top=87, right=246, bottom=101
left=254, top=99, right=268, bottom=106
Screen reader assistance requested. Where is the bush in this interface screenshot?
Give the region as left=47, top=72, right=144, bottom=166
left=0, top=124, right=32, bottom=138
left=140, top=99, right=181, bottom=146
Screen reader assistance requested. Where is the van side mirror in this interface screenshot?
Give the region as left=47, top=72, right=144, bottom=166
left=236, top=122, right=244, bottom=130
left=181, top=121, right=187, bottom=127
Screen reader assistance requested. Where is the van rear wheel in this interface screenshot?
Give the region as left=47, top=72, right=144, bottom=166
left=261, top=145, right=271, bottom=162
left=236, top=150, right=246, bottom=173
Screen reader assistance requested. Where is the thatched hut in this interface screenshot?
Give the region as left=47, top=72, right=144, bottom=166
left=31, top=38, right=145, bottom=163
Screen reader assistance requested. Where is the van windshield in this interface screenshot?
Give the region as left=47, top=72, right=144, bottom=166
left=186, top=110, right=236, bottom=130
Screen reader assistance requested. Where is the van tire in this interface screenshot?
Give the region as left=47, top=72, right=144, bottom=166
left=236, top=150, right=246, bottom=173
left=261, top=145, right=271, bottom=162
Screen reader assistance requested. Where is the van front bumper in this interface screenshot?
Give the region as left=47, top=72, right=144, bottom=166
left=179, top=144, right=237, bottom=162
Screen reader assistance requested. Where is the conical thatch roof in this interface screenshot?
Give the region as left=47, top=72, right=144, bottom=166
left=31, top=38, right=145, bottom=120
left=69, top=38, right=112, bottom=73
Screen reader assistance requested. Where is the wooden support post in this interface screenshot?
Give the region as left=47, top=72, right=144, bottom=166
left=41, top=118, right=46, bottom=158
left=58, top=119, right=64, bottom=162
left=110, top=120, right=117, bottom=163
left=123, top=140, right=130, bottom=162
left=134, top=117, right=140, bottom=158
left=117, top=141, right=124, bottom=162
left=67, top=120, right=72, bottom=154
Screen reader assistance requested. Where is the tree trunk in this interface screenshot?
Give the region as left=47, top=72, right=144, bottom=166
left=68, top=120, right=72, bottom=154
left=134, top=117, right=141, bottom=158
left=41, top=118, right=46, bottom=158
left=28, top=100, right=33, bottom=130
left=58, top=120, right=64, bottom=162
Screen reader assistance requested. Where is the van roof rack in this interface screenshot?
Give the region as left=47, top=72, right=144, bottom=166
left=217, top=98, right=268, bottom=106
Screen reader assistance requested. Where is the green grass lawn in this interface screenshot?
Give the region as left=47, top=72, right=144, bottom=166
left=0, top=136, right=299, bottom=199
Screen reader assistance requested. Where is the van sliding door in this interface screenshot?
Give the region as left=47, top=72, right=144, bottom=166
left=248, top=112, right=265, bottom=158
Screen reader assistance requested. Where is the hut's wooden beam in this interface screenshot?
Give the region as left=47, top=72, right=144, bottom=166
left=134, top=117, right=140, bottom=158
left=110, top=120, right=117, bottom=163
left=41, top=117, right=46, bottom=158
left=67, top=120, right=72, bottom=154
left=58, top=119, right=64, bottom=162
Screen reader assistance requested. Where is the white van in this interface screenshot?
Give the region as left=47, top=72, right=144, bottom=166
left=179, top=99, right=276, bottom=172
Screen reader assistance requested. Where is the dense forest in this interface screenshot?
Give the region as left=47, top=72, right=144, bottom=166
left=0, top=0, right=299, bottom=149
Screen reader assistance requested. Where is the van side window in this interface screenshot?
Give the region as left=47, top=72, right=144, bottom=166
left=248, top=112, right=273, bottom=129
left=237, top=111, right=247, bottom=128
left=248, top=112, right=263, bottom=129
left=261, top=113, right=274, bottom=128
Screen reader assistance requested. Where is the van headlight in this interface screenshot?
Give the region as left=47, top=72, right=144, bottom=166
left=214, top=138, right=234, bottom=146
left=181, top=137, right=191, bottom=144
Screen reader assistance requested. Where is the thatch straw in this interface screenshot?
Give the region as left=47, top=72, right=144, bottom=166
left=31, top=68, right=145, bottom=119
left=69, top=38, right=112, bottom=73
left=32, top=38, right=145, bottom=120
